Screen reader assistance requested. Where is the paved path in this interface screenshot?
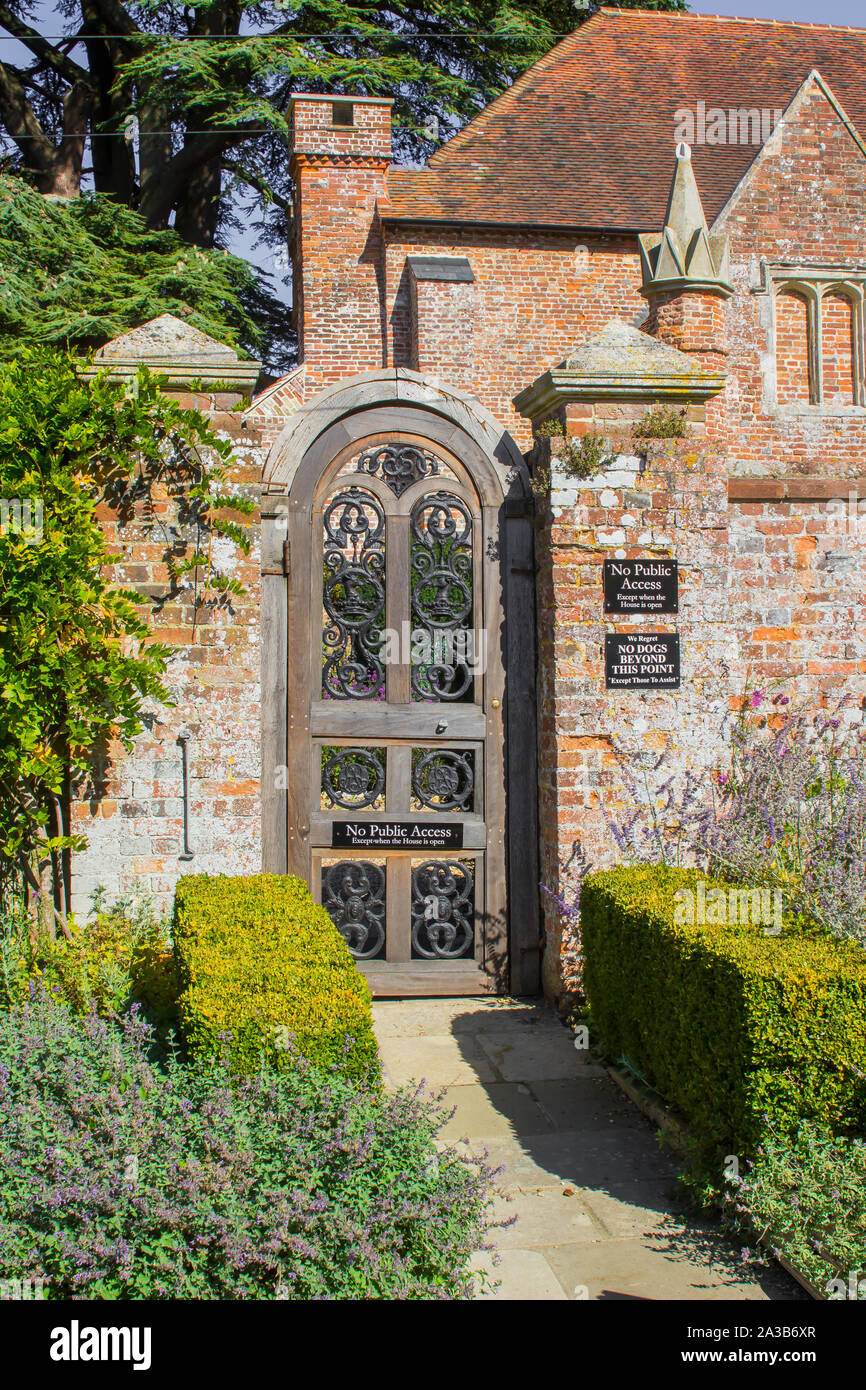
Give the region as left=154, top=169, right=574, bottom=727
left=372, top=997, right=806, bottom=1302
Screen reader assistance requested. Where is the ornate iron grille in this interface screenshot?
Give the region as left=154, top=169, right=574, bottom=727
left=321, top=860, right=386, bottom=960
left=410, top=492, right=474, bottom=702
left=322, top=486, right=386, bottom=700
left=411, top=749, right=474, bottom=813
left=354, top=443, right=441, bottom=497
left=321, top=747, right=386, bottom=810
left=411, top=859, right=474, bottom=959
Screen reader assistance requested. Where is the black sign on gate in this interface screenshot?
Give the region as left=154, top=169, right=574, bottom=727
left=605, top=633, right=681, bottom=690
left=332, top=820, right=464, bottom=850
left=603, top=559, right=678, bottom=614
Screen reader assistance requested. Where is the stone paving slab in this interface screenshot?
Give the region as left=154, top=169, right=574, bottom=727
left=529, top=1077, right=648, bottom=1132
left=371, top=999, right=807, bottom=1303
left=372, top=998, right=546, bottom=1037
left=577, top=1183, right=694, bottom=1239
left=376, top=1032, right=497, bottom=1087
left=489, top=1191, right=602, bottom=1248
left=475, top=1027, right=584, bottom=1081
left=437, top=1082, right=554, bottom=1140
left=541, top=1238, right=781, bottom=1302
left=478, top=1129, right=678, bottom=1192
left=470, top=1248, right=569, bottom=1300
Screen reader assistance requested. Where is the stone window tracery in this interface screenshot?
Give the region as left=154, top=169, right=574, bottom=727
left=765, top=264, right=865, bottom=408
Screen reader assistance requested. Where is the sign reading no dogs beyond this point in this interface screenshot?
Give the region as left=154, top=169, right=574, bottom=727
left=605, top=633, right=681, bottom=690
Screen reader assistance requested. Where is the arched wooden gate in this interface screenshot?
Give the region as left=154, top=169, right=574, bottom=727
left=261, top=378, right=538, bottom=995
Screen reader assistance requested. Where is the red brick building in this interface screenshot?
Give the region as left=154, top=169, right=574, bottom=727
left=76, top=9, right=866, bottom=1003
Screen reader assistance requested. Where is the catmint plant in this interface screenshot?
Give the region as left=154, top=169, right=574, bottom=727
left=0, top=990, right=500, bottom=1300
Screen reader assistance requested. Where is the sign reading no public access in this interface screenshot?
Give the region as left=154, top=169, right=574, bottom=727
left=603, top=559, right=678, bottom=614
left=332, top=820, right=464, bottom=850
left=605, top=633, right=681, bottom=690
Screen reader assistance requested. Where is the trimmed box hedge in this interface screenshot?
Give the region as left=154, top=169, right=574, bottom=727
left=581, top=866, right=866, bottom=1165
left=173, top=873, right=378, bottom=1084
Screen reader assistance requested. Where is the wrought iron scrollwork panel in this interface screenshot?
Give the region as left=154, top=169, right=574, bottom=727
left=321, top=747, right=386, bottom=810
left=322, top=486, right=385, bottom=700
left=411, top=859, right=475, bottom=959
left=410, top=492, right=474, bottom=702
left=354, top=443, right=442, bottom=497
left=411, top=749, right=474, bottom=813
left=321, top=860, right=386, bottom=960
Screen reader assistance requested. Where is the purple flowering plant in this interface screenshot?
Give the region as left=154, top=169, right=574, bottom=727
left=719, top=1120, right=866, bottom=1294
left=0, top=989, right=500, bottom=1300
left=550, top=692, right=866, bottom=964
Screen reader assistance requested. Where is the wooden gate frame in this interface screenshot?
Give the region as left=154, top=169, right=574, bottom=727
left=259, top=370, right=540, bottom=995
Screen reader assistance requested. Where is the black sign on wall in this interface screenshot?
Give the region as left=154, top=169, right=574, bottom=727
left=332, top=820, right=464, bottom=850
left=603, top=559, right=678, bottom=614
left=605, top=633, right=681, bottom=690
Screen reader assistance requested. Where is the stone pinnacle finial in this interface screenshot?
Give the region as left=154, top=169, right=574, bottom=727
left=639, top=144, right=732, bottom=299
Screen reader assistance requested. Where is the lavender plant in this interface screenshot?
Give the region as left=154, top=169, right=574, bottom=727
left=0, top=989, right=498, bottom=1300
left=696, top=696, right=866, bottom=945
left=590, top=693, right=866, bottom=948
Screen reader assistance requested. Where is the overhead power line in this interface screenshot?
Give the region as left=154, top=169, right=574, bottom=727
left=0, top=31, right=580, bottom=41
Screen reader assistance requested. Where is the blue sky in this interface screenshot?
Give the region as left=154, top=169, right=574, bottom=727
left=692, top=0, right=862, bottom=21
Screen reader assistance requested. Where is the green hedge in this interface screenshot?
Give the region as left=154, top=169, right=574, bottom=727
left=173, top=873, right=378, bottom=1085
left=581, top=866, right=866, bottom=1165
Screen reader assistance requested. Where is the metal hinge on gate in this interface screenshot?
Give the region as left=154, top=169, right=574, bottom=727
left=261, top=539, right=291, bottom=577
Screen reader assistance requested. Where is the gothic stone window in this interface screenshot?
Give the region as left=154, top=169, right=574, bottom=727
left=767, top=265, right=866, bottom=408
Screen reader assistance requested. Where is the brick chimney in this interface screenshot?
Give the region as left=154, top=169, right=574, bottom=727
left=289, top=94, right=393, bottom=387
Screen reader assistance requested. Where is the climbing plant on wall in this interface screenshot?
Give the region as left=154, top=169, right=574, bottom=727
left=0, top=348, right=254, bottom=931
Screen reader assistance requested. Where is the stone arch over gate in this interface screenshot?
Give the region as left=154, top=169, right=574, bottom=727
left=260, top=370, right=539, bottom=995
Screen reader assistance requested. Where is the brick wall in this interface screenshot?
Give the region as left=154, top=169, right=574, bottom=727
left=729, top=493, right=866, bottom=692
left=822, top=293, right=855, bottom=406
left=386, top=230, right=647, bottom=451
left=717, top=81, right=866, bottom=471
left=535, top=435, right=733, bottom=998
left=409, top=269, right=477, bottom=393
left=69, top=415, right=267, bottom=918
left=774, top=291, right=811, bottom=405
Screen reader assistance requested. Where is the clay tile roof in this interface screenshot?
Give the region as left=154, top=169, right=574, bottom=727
left=382, top=7, right=866, bottom=231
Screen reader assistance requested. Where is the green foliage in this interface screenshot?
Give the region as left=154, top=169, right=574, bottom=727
left=0, top=991, right=498, bottom=1299
left=581, top=866, right=866, bottom=1170
left=173, top=873, right=380, bottom=1084
left=0, top=175, right=290, bottom=368
left=0, top=348, right=252, bottom=878
left=633, top=405, right=688, bottom=439
left=531, top=418, right=615, bottom=498
left=0, top=895, right=30, bottom=1010
left=0, top=887, right=176, bottom=1022
left=724, top=1121, right=866, bottom=1297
